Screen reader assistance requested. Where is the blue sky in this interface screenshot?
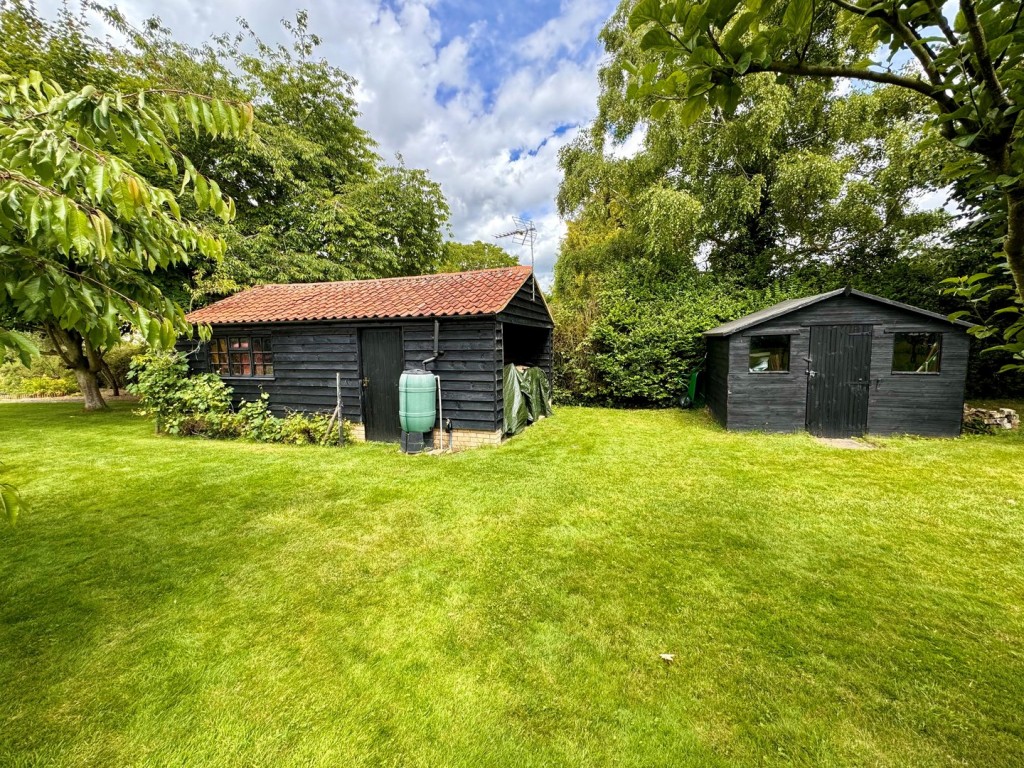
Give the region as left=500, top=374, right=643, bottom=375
left=41, top=0, right=620, bottom=282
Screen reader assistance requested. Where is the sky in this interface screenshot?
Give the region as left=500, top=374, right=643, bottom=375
left=41, top=0, right=621, bottom=284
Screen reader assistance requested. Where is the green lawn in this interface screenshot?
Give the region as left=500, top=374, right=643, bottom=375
left=1, top=403, right=1022, bottom=767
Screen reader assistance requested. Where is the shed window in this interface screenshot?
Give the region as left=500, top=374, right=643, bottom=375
left=892, top=332, right=941, bottom=373
left=749, top=335, right=790, bottom=372
left=210, top=336, right=273, bottom=377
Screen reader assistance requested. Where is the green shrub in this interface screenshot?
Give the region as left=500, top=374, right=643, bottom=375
left=554, top=273, right=807, bottom=407
left=0, top=337, right=79, bottom=398
left=128, top=351, right=350, bottom=446
left=18, top=376, right=80, bottom=397
left=280, top=411, right=353, bottom=445
left=236, top=395, right=282, bottom=442
left=105, top=341, right=146, bottom=389
left=128, top=351, right=233, bottom=432
left=1, top=337, right=149, bottom=398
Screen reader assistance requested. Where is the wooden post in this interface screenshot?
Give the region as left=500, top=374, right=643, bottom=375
left=336, top=372, right=345, bottom=446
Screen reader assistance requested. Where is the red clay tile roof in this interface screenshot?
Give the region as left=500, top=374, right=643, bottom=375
left=185, top=266, right=535, bottom=325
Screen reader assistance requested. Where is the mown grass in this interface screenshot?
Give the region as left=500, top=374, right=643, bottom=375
left=1, top=402, right=1022, bottom=767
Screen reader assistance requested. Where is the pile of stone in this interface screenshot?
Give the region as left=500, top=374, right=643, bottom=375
left=962, top=406, right=1020, bottom=434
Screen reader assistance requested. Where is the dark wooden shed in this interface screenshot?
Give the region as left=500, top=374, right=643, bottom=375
left=181, top=266, right=553, bottom=448
left=703, top=288, right=974, bottom=438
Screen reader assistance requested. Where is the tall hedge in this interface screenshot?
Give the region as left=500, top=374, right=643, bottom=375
left=552, top=274, right=808, bottom=406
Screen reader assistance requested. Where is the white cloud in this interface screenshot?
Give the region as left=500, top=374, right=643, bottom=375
left=607, top=125, right=646, bottom=159
left=518, top=0, right=610, bottom=62
left=915, top=185, right=962, bottom=217
left=46, top=0, right=614, bottom=284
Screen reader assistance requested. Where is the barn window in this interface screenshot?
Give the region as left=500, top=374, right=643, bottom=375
left=749, top=335, right=790, bottom=372
left=892, top=332, right=941, bottom=373
left=209, top=337, right=273, bottom=377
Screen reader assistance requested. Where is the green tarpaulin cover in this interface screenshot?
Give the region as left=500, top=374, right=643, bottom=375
left=503, top=364, right=553, bottom=436
left=522, top=366, right=553, bottom=422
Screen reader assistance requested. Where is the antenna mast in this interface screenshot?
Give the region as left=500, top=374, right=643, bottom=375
left=494, top=216, right=537, bottom=300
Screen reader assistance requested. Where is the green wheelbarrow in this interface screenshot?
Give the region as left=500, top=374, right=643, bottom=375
left=679, top=361, right=706, bottom=409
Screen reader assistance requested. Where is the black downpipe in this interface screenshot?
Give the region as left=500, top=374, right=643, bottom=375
left=423, top=319, right=445, bottom=367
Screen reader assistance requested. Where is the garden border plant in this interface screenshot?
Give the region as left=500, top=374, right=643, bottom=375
left=127, top=351, right=351, bottom=446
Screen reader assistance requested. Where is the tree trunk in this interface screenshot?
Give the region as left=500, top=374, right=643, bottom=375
left=45, top=324, right=108, bottom=411
left=73, top=366, right=108, bottom=411
left=1005, top=187, right=1024, bottom=305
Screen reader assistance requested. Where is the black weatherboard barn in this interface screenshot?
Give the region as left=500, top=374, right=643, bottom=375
left=703, top=288, right=974, bottom=438
left=183, top=266, right=553, bottom=448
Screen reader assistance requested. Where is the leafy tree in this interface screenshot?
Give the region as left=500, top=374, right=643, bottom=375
left=623, top=0, right=1024, bottom=305
left=0, top=2, right=452, bottom=395
left=437, top=240, right=519, bottom=272
left=99, top=8, right=450, bottom=300
left=0, top=69, right=252, bottom=409
left=0, top=1, right=111, bottom=91
left=556, top=1, right=951, bottom=301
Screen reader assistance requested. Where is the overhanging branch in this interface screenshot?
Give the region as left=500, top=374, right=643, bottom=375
left=744, top=60, right=956, bottom=112
left=959, top=0, right=1011, bottom=109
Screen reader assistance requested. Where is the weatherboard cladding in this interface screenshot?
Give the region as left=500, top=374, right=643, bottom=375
left=181, top=319, right=506, bottom=432
left=178, top=267, right=554, bottom=436
left=704, top=337, right=729, bottom=427
left=704, top=292, right=970, bottom=437
left=704, top=287, right=974, bottom=337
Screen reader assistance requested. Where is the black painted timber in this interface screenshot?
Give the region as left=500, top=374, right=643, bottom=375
left=496, top=278, right=553, bottom=328
left=704, top=337, right=729, bottom=426
left=805, top=324, right=872, bottom=438
left=704, top=293, right=971, bottom=437
left=183, top=276, right=555, bottom=439
left=361, top=327, right=403, bottom=441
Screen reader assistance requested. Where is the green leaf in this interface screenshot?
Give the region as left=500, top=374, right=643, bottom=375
left=783, top=0, right=813, bottom=36
left=27, top=195, right=43, bottom=240
left=650, top=99, right=670, bottom=120
left=87, top=163, right=106, bottom=203
left=953, top=132, right=978, bottom=148
left=680, top=95, right=707, bottom=126
left=21, top=276, right=44, bottom=303
left=50, top=284, right=66, bottom=316
left=0, top=483, right=24, bottom=526
left=0, top=329, right=39, bottom=367
left=193, top=173, right=210, bottom=210
left=630, top=0, right=667, bottom=31
left=641, top=26, right=676, bottom=50
left=70, top=208, right=93, bottom=255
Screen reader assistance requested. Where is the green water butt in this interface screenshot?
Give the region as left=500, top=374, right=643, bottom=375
left=399, top=369, right=437, bottom=433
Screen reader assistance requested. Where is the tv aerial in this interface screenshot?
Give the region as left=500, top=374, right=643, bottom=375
left=495, top=215, right=537, bottom=299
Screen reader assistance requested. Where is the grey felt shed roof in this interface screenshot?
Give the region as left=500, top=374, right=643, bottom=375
left=704, top=287, right=975, bottom=337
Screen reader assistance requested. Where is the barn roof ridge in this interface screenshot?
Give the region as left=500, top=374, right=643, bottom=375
left=704, top=287, right=975, bottom=337
left=185, top=265, right=535, bottom=325
left=252, top=264, right=533, bottom=289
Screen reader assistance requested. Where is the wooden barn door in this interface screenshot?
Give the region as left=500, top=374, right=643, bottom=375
left=806, top=325, right=873, bottom=438
left=360, top=328, right=403, bottom=442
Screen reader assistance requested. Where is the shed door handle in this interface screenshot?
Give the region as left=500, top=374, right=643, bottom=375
left=361, top=377, right=369, bottom=388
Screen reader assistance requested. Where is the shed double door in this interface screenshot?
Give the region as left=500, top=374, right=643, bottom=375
left=360, top=328, right=403, bottom=442
left=806, top=324, right=873, bottom=438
